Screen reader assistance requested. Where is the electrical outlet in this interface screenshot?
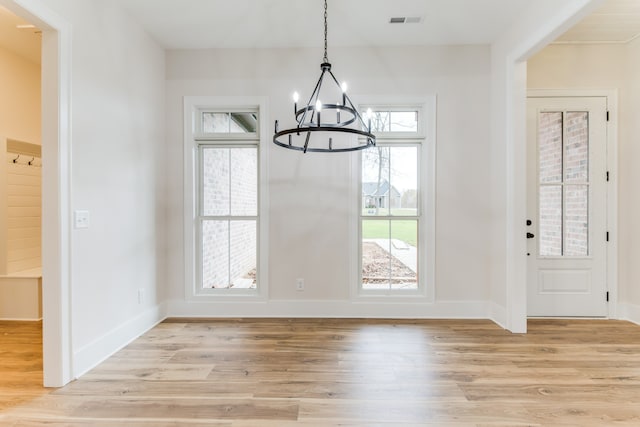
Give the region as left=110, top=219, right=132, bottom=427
left=137, top=289, right=144, bottom=304
left=296, top=278, right=304, bottom=291
left=74, top=210, right=90, bottom=229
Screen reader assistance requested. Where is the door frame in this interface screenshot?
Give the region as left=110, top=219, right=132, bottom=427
left=0, top=0, right=74, bottom=386
left=526, top=89, right=618, bottom=320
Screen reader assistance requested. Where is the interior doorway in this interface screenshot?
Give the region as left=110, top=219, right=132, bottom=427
left=0, top=5, right=44, bottom=403
left=0, top=0, right=73, bottom=387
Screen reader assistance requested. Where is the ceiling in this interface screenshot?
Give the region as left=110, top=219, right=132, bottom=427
left=0, top=5, right=40, bottom=63
left=1, top=0, right=640, bottom=66
left=113, top=0, right=535, bottom=49
left=557, top=0, right=640, bottom=43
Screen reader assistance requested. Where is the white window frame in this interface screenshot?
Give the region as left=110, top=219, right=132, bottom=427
left=184, top=97, right=269, bottom=300
left=351, top=98, right=436, bottom=301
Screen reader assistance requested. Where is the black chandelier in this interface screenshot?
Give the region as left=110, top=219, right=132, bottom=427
left=273, top=0, right=376, bottom=153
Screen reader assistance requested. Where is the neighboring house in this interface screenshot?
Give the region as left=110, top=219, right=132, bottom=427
left=362, top=179, right=402, bottom=210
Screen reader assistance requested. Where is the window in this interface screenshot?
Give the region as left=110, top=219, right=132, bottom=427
left=362, top=145, right=419, bottom=291
left=357, top=104, right=434, bottom=297
left=200, top=146, right=257, bottom=289
left=184, top=99, right=267, bottom=298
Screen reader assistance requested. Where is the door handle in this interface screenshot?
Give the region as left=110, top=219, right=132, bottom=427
left=527, top=232, right=535, bottom=239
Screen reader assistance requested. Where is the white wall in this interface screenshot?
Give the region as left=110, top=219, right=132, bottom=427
left=625, top=38, right=640, bottom=317
left=0, top=45, right=40, bottom=144
left=166, top=45, right=493, bottom=316
left=528, top=42, right=640, bottom=323
left=32, top=0, right=166, bottom=377
left=0, top=45, right=41, bottom=277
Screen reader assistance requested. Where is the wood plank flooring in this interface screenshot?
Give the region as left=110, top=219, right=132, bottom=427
left=2, top=318, right=640, bottom=425
left=0, top=321, right=47, bottom=412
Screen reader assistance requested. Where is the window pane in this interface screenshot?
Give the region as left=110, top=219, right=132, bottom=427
left=390, top=146, right=418, bottom=216
left=370, top=112, right=390, bottom=132
left=564, top=112, right=588, bottom=183
left=203, top=113, right=230, bottom=133
left=202, top=148, right=230, bottom=216
left=202, top=220, right=229, bottom=288
left=362, top=220, right=391, bottom=290
left=564, top=185, right=588, bottom=256
left=362, top=147, right=391, bottom=216
left=361, top=220, right=418, bottom=290
left=389, top=111, right=418, bottom=132
left=539, top=185, right=562, bottom=257
left=230, top=221, right=257, bottom=289
left=202, top=112, right=257, bottom=133
left=230, top=148, right=257, bottom=216
left=230, top=113, right=257, bottom=133
left=390, top=220, right=417, bottom=289
left=538, top=112, right=562, bottom=183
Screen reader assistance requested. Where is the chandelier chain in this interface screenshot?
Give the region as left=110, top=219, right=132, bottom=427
left=323, top=0, right=328, bottom=63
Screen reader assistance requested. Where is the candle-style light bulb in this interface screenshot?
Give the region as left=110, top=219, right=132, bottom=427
left=293, top=91, right=300, bottom=117
left=341, top=82, right=347, bottom=105
left=366, top=108, right=372, bottom=132
left=316, top=100, right=322, bottom=127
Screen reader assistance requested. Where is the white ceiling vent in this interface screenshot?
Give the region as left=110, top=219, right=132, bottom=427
left=389, top=17, right=422, bottom=24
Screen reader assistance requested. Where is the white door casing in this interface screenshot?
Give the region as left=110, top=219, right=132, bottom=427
left=527, top=96, right=608, bottom=317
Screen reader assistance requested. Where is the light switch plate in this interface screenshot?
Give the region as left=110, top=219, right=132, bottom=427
left=74, top=210, right=90, bottom=229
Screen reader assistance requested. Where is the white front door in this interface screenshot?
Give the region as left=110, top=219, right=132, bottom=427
left=527, top=97, right=608, bottom=317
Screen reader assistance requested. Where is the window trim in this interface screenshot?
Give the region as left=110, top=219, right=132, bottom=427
left=350, top=97, right=435, bottom=302
left=184, top=97, right=269, bottom=301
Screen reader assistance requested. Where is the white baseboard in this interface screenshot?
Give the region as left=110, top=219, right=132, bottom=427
left=167, top=299, right=492, bottom=320
left=489, top=302, right=508, bottom=329
left=72, top=303, right=167, bottom=378
left=619, top=302, right=640, bottom=326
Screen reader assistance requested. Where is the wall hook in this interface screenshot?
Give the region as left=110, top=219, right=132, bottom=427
left=28, top=157, right=35, bottom=165
left=12, top=154, right=20, bottom=163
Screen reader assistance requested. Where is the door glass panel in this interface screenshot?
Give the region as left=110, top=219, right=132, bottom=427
left=564, top=185, right=588, bottom=257
left=537, top=111, right=590, bottom=257
left=538, top=112, right=563, bottom=183
left=539, top=185, right=562, bottom=257
left=564, top=112, right=589, bottom=183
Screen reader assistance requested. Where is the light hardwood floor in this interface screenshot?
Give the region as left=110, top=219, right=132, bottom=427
left=1, top=318, right=640, bottom=426
left=0, top=321, right=47, bottom=412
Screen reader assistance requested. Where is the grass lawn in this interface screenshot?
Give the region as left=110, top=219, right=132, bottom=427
left=362, top=219, right=417, bottom=247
